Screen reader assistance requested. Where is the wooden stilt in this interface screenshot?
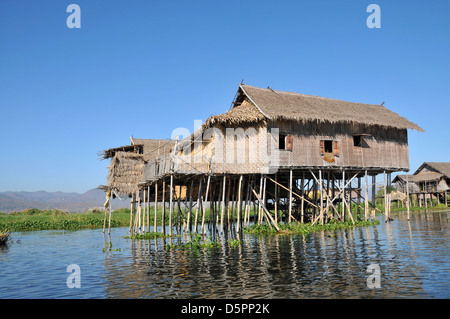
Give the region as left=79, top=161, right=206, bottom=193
left=221, top=175, right=226, bottom=234
left=236, top=175, right=243, bottom=233
left=274, top=173, right=278, bottom=225
left=129, top=194, right=134, bottom=234
left=169, top=174, right=174, bottom=236
left=154, top=182, right=158, bottom=233
left=341, top=170, right=345, bottom=222
left=371, top=175, right=376, bottom=219
left=147, top=185, right=150, bottom=233
left=162, top=178, right=166, bottom=235
left=319, top=169, right=324, bottom=225
left=187, top=179, right=193, bottom=233
left=406, top=173, right=410, bottom=220
left=289, top=169, right=293, bottom=223
left=201, top=174, right=211, bottom=235
left=194, top=177, right=203, bottom=234
left=108, top=192, right=112, bottom=235
left=301, top=172, right=305, bottom=224
left=365, top=170, right=369, bottom=221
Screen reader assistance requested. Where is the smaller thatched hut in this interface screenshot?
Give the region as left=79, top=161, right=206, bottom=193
left=100, top=138, right=176, bottom=197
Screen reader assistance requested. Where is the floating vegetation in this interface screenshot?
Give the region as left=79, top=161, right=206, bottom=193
left=0, top=209, right=130, bottom=231
left=123, top=231, right=169, bottom=240
left=165, top=233, right=241, bottom=251
left=102, top=242, right=123, bottom=253
left=244, top=219, right=380, bottom=235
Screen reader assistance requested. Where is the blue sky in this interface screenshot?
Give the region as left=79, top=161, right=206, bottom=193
left=0, top=0, right=448, bottom=193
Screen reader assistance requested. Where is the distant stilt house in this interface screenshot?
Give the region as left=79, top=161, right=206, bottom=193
left=393, top=162, right=450, bottom=207
left=101, top=83, right=423, bottom=235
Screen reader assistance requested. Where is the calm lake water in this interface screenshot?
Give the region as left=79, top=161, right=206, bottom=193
left=1, top=211, right=449, bottom=299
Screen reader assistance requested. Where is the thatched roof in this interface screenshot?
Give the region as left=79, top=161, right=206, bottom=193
left=204, top=99, right=266, bottom=128
left=100, top=138, right=175, bottom=161
left=131, top=138, right=176, bottom=161
left=107, top=151, right=145, bottom=196
left=394, top=172, right=443, bottom=183
left=204, top=84, right=423, bottom=131
left=414, top=162, right=450, bottom=178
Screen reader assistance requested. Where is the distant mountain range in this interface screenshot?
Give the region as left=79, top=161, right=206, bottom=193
left=0, top=189, right=129, bottom=213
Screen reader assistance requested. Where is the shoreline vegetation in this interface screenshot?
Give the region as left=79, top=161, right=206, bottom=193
left=0, top=204, right=448, bottom=234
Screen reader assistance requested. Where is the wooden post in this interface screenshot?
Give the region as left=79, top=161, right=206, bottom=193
left=341, top=170, right=345, bottom=221
left=142, top=187, right=146, bottom=233
left=162, top=178, right=166, bottom=235
left=406, top=173, right=410, bottom=220
left=201, top=174, right=211, bottom=235
left=274, top=173, right=278, bottom=225
left=372, top=175, right=376, bottom=219
left=108, top=192, right=112, bottom=235
left=319, top=170, right=324, bottom=225
left=147, top=185, right=150, bottom=232
left=289, top=169, right=293, bottom=223
left=194, top=177, right=203, bottom=234
left=154, top=182, right=158, bottom=233
left=220, top=175, right=226, bottom=233
left=383, top=171, right=387, bottom=221
left=187, top=179, right=193, bottom=233
left=169, top=174, right=173, bottom=236
left=236, top=175, right=243, bottom=233
left=258, top=175, right=263, bottom=225
left=445, top=190, right=448, bottom=207
left=301, top=172, right=305, bottom=224
left=365, top=170, right=369, bottom=221
left=129, top=194, right=134, bottom=234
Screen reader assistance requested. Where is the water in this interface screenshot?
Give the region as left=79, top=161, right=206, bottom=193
left=1, top=211, right=449, bottom=299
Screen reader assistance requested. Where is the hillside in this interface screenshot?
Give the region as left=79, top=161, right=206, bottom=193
left=0, top=189, right=129, bottom=213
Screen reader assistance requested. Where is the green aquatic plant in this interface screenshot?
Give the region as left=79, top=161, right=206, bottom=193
left=102, top=241, right=123, bottom=253
left=244, top=219, right=380, bottom=235
left=123, top=231, right=169, bottom=240
left=166, top=233, right=220, bottom=251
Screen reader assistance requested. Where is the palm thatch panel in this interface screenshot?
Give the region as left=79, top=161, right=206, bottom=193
left=239, top=84, right=424, bottom=132
left=107, top=151, right=145, bottom=196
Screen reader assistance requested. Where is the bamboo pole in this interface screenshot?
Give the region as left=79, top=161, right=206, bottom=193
left=249, top=182, right=280, bottom=232
left=168, top=175, right=173, bottom=236
left=201, top=174, right=211, bottom=235
left=365, top=170, right=369, bottom=221
left=274, top=173, right=278, bottom=226
left=108, top=192, right=112, bottom=235
left=319, top=169, right=324, bottom=225
left=341, top=170, right=345, bottom=221
left=154, top=182, right=158, bottom=233
left=406, top=173, right=410, bottom=221
left=236, top=175, right=243, bottom=233
left=289, top=169, right=293, bottom=223
left=129, top=194, right=134, bottom=234
left=187, top=179, right=193, bottom=233
left=142, top=187, right=146, bottom=233
left=221, top=175, right=226, bottom=234
left=147, top=185, right=150, bottom=232
left=162, top=178, right=166, bottom=235
left=301, top=172, right=305, bottom=224
left=194, top=177, right=203, bottom=234
left=258, top=175, right=263, bottom=225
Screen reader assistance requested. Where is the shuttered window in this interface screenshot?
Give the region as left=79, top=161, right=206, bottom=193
left=320, top=140, right=339, bottom=156
left=333, top=141, right=339, bottom=156
left=286, top=135, right=293, bottom=151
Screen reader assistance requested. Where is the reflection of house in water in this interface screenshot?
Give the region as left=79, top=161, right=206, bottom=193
left=393, top=162, right=450, bottom=207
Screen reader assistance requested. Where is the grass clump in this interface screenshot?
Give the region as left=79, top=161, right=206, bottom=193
left=244, top=219, right=380, bottom=235
left=123, top=231, right=168, bottom=240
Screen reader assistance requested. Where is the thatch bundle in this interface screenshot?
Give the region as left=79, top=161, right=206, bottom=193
left=204, top=99, right=266, bottom=128
left=238, top=84, right=424, bottom=132
left=107, top=151, right=145, bottom=196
